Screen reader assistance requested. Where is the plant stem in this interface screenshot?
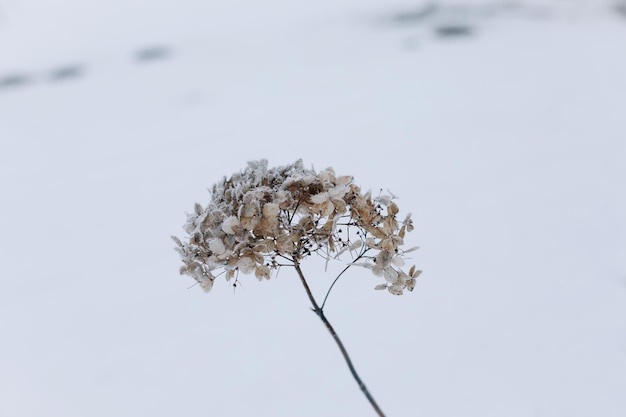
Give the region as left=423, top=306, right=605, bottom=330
left=293, top=262, right=386, bottom=417
left=320, top=247, right=369, bottom=311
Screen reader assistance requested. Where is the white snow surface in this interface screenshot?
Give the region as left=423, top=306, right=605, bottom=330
left=1, top=1, right=625, bottom=416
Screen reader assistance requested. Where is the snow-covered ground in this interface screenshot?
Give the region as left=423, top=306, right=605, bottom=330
left=1, top=1, right=625, bottom=416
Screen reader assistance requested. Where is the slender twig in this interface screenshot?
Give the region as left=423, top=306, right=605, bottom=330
left=292, top=261, right=386, bottom=417
left=320, top=248, right=370, bottom=311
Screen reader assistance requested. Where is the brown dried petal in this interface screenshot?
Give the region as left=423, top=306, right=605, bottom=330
left=365, top=238, right=378, bottom=249
left=383, top=267, right=399, bottom=284
left=276, top=234, right=296, bottom=254
left=255, top=265, right=271, bottom=280
left=376, top=250, right=393, bottom=268
left=240, top=216, right=259, bottom=231
left=313, top=200, right=334, bottom=217
left=336, top=175, right=353, bottom=185
left=387, top=285, right=403, bottom=296
left=333, top=199, right=347, bottom=214
left=364, top=224, right=387, bottom=239
left=237, top=256, right=256, bottom=273
left=382, top=216, right=398, bottom=235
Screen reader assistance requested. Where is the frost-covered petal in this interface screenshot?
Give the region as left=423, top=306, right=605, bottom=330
left=221, top=216, right=241, bottom=235
left=328, top=185, right=349, bottom=201
left=391, top=256, right=405, bottom=267
left=197, top=275, right=214, bottom=292
left=336, top=175, right=353, bottom=185
left=318, top=167, right=336, bottom=182
left=188, top=265, right=215, bottom=292
left=240, top=215, right=259, bottom=231
left=376, top=250, right=393, bottom=268
left=314, top=200, right=334, bottom=217
left=311, top=192, right=330, bottom=204
left=225, top=269, right=236, bottom=281
left=374, top=194, right=393, bottom=206
left=387, top=285, right=403, bottom=296
left=383, top=267, right=399, bottom=284
left=274, top=190, right=293, bottom=208
left=255, top=265, right=271, bottom=280
left=371, top=264, right=384, bottom=277
left=208, top=238, right=226, bottom=255
left=237, top=256, right=256, bottom=274
left=262, top=202, right=280, bottom=218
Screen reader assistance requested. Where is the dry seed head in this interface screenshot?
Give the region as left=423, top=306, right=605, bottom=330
left=173, top=160, right=420, bottom=294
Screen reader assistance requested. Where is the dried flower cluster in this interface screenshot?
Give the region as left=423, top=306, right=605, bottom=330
left=173, top=160, right=421, bottom=295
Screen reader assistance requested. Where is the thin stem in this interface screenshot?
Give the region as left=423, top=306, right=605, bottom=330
left=320, top=248, right=370, bottom=311
left=293, top=262, right=386, bottom=417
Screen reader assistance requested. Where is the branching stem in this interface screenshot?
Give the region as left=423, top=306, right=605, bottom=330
left=293, top=262, right=386, bottom=417
left=320, top=248, right=370, bottom=310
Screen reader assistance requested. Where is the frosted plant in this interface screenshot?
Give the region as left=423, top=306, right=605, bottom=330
left=173, top=159, right=421, bottom=417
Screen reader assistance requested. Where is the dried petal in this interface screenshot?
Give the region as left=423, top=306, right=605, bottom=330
left=237, top=256, right=256, bottom=274
left=221, top=216, right=241, bottom=235
left=336, top=175, right=353, bottom=185
left=383, top=267, right=399, bottom=284
left=209, top=238, right=226, bottom=256
left=387, top=285, right=403, bottom=296
left=255, top=265, right=271, bottom=280
left=311, top=192, right=330, bottom=204
left=376, top=250, right=393, bottom=268
left=391, top=256, right=405, bottom=267
left=349, top=241, right=363, bottom=251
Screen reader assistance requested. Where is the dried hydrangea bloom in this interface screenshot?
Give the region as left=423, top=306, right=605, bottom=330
left=173, top=159, right=421, bottom=295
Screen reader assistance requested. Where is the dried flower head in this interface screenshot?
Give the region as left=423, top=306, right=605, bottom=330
left=173, top=159, right=421, bottom=295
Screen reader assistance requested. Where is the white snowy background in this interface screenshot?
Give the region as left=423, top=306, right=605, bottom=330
left=1, top=0, right=625, bottom=416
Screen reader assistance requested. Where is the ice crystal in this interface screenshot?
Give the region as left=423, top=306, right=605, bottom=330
left=173, top=159, right=421, bottom=295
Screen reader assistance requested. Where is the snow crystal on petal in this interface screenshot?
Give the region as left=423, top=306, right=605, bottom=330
left=237, top=256, right=256, bottom=274
left=222, top=216, right=240, bottom=235
left=328, top=185, right=349, bottom=200
left=209, top=238, right=226, bottom=255
left=311, top=192, right=330, bottom=204
left=262, top=203, right=280, bottom=218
